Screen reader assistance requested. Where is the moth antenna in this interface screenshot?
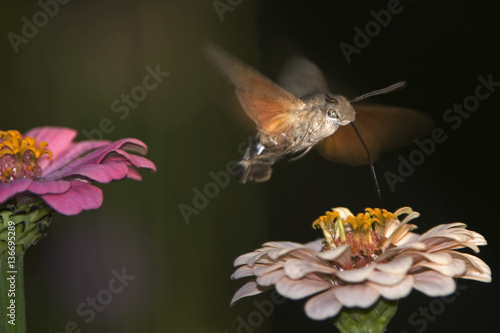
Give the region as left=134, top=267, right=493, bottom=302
left=350, top=81, right=406, bottom=104
left=350, top=122, right=383, bottom=207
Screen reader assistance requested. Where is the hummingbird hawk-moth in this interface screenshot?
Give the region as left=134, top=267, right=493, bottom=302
left=204, top=44, right=432, bottom=183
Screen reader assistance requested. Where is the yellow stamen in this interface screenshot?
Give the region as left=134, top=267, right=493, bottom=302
left=0, top=130, right=52, bottom=160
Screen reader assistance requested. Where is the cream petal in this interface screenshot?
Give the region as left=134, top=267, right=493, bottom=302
left=381, top=242, right=426, bottom=262
left=231, top=266, right=255, bottom=279
left=416, top=252, right=453, bottom=265
left=336, top=263, right=376, bottom=283
left=469, top=231, right=487, bottom=246
left=412, top=271, right=456, bottom=296
left=452, top=253, right=492, bottom=282
left=460, top=269, right=492, bottom=282
left=368, top=270, right=406, bottom=286
left=452, top=252, right=491, bottom=275
left=234, top=251, right=260, bottom=267
left=414, top=259, right=466, bottom=277
left=394, top=206, right=414, bottom=216
left=369, top=275, right=414, bottom=300
left=275, top=276, right=331, bottom=300
left=305, top=239, right=324, bottom=251
left=284, top=259, right=336, bottom=279
left=333, top=283, right=380, bottom=308
left=231, top=281, right=265, bottom=305
left=304, top=289, right=343, bottom=320
left=332, top=207, right=354, bottom=219
left=392, top=229, right=420, bottom=246
left=317, top=244, right=351, bottom=261
left=262, top=241, right=305, bottom=249
left=376, top=257, right=413, bottom=274
left=267, top=246, right=311, bottom=261
left=253, top=263, right=283, bottom=277
left=256, top=269, right=286, bottom=287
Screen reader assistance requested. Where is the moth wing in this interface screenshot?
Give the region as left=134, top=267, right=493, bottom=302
left=316, top=105, right=434, bottom=165
left=204, top=43, right=306, bottom=136
left=235, top=88, right=305, bottom=136
left=278, top=56, right=329, bottom=96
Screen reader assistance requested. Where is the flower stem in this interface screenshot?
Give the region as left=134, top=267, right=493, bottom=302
left=0, top=252, right=26, bottom=333
left=0, top=200, right=53, bottom=333
left=333, top=298, right=398, bottom=333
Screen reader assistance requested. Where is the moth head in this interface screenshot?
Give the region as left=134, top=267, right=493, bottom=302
left=323, top=94, right=356, bottom=126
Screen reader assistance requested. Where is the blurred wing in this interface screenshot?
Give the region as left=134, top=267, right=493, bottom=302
left=278, top=56, right=329, bottom=97
left=316, top=105, right=434, bottom=165
left=204, top=43, right=306, bottom=136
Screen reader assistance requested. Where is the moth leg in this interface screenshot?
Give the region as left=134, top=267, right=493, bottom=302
left=288, top=146, right=313, bottom=162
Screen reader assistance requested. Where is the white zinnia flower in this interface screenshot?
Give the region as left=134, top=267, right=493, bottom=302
left=231, top=207, right=491, bottom=320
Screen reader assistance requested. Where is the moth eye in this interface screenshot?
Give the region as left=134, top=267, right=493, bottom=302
left=327, top=109, right=338, bottom=119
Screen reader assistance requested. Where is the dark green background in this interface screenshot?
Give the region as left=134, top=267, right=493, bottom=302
left=1, top=1, right=498, bottom=332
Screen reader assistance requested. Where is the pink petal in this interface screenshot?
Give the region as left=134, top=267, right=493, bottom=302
left=60, top=163, right=130, bottom=183
left=275, top=276, right=331, bottom=300
left=305, top=289, right=343, bottom=320
left=0, top=179, right=33, bottom=203
left=27, top=180, right=71, bottom=195
left=412, top=271, right=456, bottom=296
left=43, top=141, right=110, bottom=176
left=41, top=181, right=103, bottom=215
left=25, top=127, right=77, bottom=170
left=77, top=139, right=148, bottom=166
left=126, top=167, right=142, bottom=181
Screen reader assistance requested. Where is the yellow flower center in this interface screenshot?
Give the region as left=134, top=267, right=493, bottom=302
left=313, top=208, right=397, bottom=268
left=0, top=130, right=52, bottom=183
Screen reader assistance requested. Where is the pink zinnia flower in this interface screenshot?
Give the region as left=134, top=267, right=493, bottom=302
left=0, top=127, right=156, bottom=215
left=231, top=207, right=491, bottom=320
